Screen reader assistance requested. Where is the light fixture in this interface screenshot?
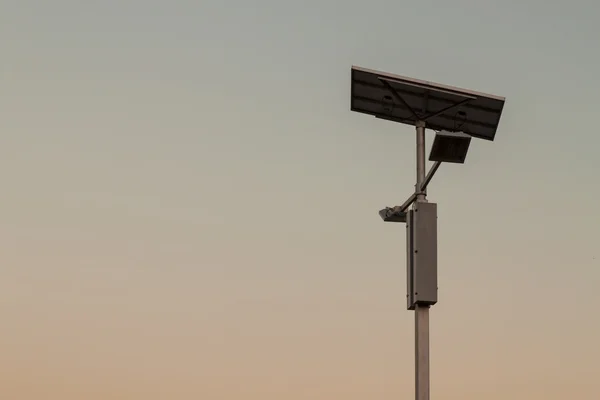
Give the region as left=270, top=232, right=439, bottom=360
left=429, top=130, right=472, bottom=164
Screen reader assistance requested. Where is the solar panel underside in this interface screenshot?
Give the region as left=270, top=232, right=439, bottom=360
left=351, top=66, right=505, bottom=141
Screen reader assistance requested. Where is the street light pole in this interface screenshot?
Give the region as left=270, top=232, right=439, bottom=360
left=414, top=120, right=429, bottom=400
left=350, top=65, right=506, bottom=400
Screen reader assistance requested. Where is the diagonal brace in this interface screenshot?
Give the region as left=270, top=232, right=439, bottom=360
left=422, top=98, right=474, bottom=121
left=420, top=161, right=442, bottom=193
left=379, top=78, right=420, bottom=120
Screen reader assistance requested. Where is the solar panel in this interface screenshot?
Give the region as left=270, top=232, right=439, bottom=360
left=351, top=66, right=506, bottom=141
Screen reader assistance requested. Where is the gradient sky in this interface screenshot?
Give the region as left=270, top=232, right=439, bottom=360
left=2, top=1, right=600, bottom=399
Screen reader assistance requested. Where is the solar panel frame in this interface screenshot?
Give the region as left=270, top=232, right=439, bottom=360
left=351, top=66, right=506, bottom=141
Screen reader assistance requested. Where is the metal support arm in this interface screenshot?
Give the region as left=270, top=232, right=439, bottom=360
left=379, top=157, right=441, bottom=222
left=420, top=161, right=442, bottom=193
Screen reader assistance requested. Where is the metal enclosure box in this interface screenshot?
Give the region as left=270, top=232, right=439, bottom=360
left=407, top=202, right=438, bottom=310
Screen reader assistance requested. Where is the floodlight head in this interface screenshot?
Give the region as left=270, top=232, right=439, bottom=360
left=429, top=130, right=472, bottom=164
left=379, top=207, right=407, bottom=223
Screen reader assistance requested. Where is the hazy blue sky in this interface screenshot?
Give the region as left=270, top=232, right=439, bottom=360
left=2, top=1, right=600, bottom=399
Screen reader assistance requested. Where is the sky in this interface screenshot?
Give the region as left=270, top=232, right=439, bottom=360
left=2, top=0, right=600, bottom=399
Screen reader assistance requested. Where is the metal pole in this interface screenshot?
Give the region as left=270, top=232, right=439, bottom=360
left=414, top=120, right=430, bottom=400
left=416, top=121, right=426, bottom=200
left=415, top=305, right=430, bottom=400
